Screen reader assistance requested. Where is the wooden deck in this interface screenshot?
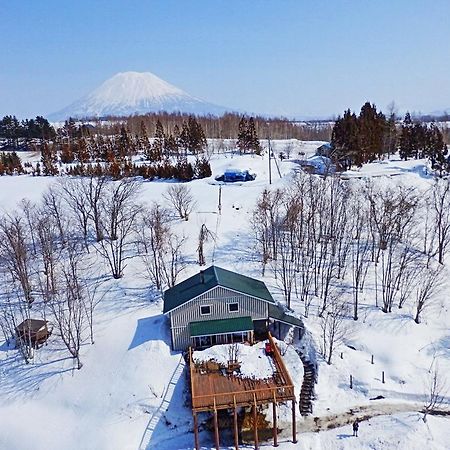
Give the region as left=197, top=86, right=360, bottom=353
left=190, top=332, right=295, bottom=412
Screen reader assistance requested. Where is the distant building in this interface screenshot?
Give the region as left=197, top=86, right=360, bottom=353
left=316, top=143, right=333, bottom=157
left=163, top=265, right=303, bottom=351
left=298, top=155, right=336, bottom=175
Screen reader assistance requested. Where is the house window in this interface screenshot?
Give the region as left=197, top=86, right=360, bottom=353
left=228, top=303, right=239, bottom=313
left=200, top=305, right=211, bottom=315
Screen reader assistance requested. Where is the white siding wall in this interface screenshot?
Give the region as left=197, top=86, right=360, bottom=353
left=169, top=286, right=268, bottom=350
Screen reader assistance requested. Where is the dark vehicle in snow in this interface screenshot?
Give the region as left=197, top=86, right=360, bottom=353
left=215, top=169, right=256, bottom=182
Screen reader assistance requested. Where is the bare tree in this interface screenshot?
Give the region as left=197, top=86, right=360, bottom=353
left=227, top=342, right=240, bottom=364
left=366, top=183, right=418, bottom=263
left=319, top=291, right=351, bottom=365
left=59, top=178, right=93, bottom=250
left=43, top=187, right=69, bottom=245
left=430, top=180, right=450, bottom=264
left=164, top=184, right=196, bottom=221
left=96, top=179, right=141, bottom=279
left=423, top=363, right=448, bottom=422
left=86, top=176, right=109, bottom=242
left=197, top=223, right=215, bottom=266
left=36, top=211, right=61, bottom=302
left=0, top=289, right=35, bottom=363
left=0, top=214, right=35, bottom=304
left=21, top=200, right=38, bottom=255
left=159, top=233, right=187, bottom=288
left=138, top=204, right=170, bottom=290
left=82, top=271, right=108, bottom=345
left=252, top=188, right=284, bottom=274
left=350, top=196, right=371, bottom=320
left=314, top=177, right=351, bottom=316
left=49, top=246, right=86, bottom=369
left=137, top=203, right=187, bottom=290
left=275, top=194, right=302, bottom=309
left=366, top=185, right=420, bottom=313
left=414, top=264, right=443, bottom=324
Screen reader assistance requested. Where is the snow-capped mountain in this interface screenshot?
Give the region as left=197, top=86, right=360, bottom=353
left=49, top=71, right=229, bottom=120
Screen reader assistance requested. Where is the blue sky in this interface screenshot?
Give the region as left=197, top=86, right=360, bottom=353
left=1, top=0, right=449, bottom=119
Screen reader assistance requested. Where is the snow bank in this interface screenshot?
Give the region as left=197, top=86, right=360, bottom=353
left=193, top=342, right=276, bottom=379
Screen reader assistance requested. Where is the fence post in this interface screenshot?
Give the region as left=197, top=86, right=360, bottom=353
left=371, top=355, right=374, bottom=364
left=350, top=374, right=353, bottom=389
left=382, top=371, right=385, bottom=384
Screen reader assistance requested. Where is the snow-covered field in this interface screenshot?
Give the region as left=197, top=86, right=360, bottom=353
left=0, top=142, right=449, bottom=450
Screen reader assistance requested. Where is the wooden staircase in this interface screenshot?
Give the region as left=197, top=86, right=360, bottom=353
left=298, top=354, right=317, bottom=416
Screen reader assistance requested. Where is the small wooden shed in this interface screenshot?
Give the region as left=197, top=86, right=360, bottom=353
left=15, top=319, right=52, bottom=348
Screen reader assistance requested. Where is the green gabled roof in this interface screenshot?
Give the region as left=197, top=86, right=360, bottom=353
left=190, top=316, right=254, bottom=337
left=269, top=304, right=304, bottom=329
left=163, top=265, right=274, bottom=314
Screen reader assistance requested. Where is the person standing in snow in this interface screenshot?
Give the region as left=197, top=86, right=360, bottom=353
left=352, top=419, right=359, bottom=437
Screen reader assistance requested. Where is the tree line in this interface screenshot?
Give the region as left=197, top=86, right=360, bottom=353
left=89, top=112, right=333, bottom=142
left=0, top=111, right=333, bottom=153
left=331, top=102, right=448, bottom=171
left=0, top=116, right=212, bottom=181
left=0, top=115, right=55, bottom=149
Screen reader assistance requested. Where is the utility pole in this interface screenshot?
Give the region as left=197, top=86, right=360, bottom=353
left=268, top=136, right=272, bottom=185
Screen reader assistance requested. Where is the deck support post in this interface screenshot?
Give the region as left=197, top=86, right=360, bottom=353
left=292, top=399, right=297, bottom=443
left=233, top=396, right=239, bottom=450
left=213, top=401, right=220, bottom=450
left=193, top=412, right=200, bottom=450
left=272, top=400, right=278, bottom=447
left=253, top=394, right=259, bottom=450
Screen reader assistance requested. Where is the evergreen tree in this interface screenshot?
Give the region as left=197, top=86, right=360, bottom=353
left=139, top=121, right=152, bottom=160
left=247, top=117, right=261, bottom=155
left=237, top=116, right=249, bottom=153
left=357, top=102, right=386, bottom=163
left=412, top=122, right=427, bottom=159
left=164, top=133, right=179, bottom=156
left=0, top=115, right=21, bottom=148
left=34, top=116, right=56, bottom=140
left=194, top=157, right=212, bottom=178
left=175, top=158, right=194, bottom=181
left=0, top=151, right=23, bottom=174
left=151, top=120, right=165, bottom=161
left=63, top=118, right=79, bottom=140
left=116, top=126, right=131, bottom=160
left=75, top=137, right=90, bottom=163
left=179, top=121, right=190, bottom=156
left=41, top=142, right=58, bottom=175
left=60, top=143, right=74, bottom=163
left=331, top=109, right=359, bottom=166
left=187, top=116, right=207, bottom=154
left=427, top=123, right=449, bottom=176
left=399, top=113, right=414, bottom=160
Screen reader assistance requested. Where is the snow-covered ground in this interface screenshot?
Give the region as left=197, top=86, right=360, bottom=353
left=0, top=143, right=449, bottom=450
left=193, top=342, right=277, bottom=380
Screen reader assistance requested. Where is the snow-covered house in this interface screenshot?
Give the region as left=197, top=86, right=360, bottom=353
left=316, top=142, right=333, bottom=157
left=163, top=265, right=303, bottom=351
left=300, top=155, right=336, bottom=175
